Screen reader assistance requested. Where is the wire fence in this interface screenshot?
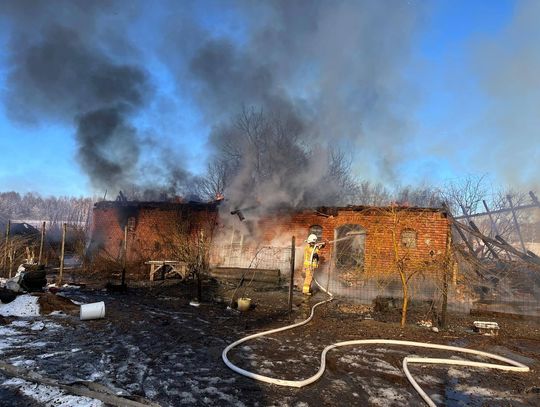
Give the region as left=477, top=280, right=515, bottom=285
left=209, top=233, right=540, bottom=318
left=210, top=244, right=292, bottom=272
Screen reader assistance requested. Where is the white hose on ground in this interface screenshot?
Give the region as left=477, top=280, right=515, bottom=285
left=222, top=262, right=530, bottom=406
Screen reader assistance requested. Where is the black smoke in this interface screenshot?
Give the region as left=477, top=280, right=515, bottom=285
left=1, top=0, right=428, bottom=202
left=1, top=2, right=150, bottom=193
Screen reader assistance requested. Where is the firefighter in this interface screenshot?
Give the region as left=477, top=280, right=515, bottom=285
left=303, top=234, right=325, bottom=295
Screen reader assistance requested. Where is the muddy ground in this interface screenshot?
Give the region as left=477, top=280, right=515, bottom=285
left=0, top=279, right=539, bottom=406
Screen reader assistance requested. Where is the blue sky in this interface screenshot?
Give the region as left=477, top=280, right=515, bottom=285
left=0, top=0, right=537, bottom=197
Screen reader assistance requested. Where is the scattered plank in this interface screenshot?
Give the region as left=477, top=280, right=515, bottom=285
left=0, top=361, right=160, bottom=407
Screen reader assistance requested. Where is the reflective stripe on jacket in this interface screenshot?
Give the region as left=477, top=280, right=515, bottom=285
left=303, top=245, right=320, bottom=268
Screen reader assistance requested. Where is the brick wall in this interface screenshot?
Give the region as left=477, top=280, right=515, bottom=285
left=90, top=202, right=450, bottom=282
left=241, top=207, right=449, bottom=275
left=89, top=202, right=218, bottom=278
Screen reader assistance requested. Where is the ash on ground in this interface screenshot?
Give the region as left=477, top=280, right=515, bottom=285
left=0, top=281, right=539, bottom=407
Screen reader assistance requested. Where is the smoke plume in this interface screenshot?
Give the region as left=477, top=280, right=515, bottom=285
left=469, top=0, right=540, bottom=189
left=1, top=1, right=150, bottom=192
left=170, top=0, right=426, bottom=211
left=1, top=0, right=427, bottom=202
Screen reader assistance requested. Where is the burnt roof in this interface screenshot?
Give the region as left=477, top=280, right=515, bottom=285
left=93, top=200, right=445, bottom=215
left=93, top=200, right=219, bottom=211
left=315, top=204, right=445, bottom=213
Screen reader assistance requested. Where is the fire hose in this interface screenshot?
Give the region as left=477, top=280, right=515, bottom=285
left=222, top=238, right=530, bottom=406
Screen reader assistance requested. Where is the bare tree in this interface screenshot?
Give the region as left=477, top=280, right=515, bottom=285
left=442, top=174, right=488, bottom=215
left=158, top=207, right=218, bottom=301
left=196, top=160, right=232, bottom=201
left=201, top=107, right=359, bottom=209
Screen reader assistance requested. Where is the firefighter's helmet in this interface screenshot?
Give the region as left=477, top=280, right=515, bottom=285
left=307, top=234, right=318, bottom=244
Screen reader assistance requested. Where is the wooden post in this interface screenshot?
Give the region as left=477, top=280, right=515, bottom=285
left=507, top=195, right=527, bottom=253
left=440, top=225, right=452, bottom=329
left=441, top=267, right=448, bottom=329
left=8, top=243, right=14, bottom=278
left=38, top=221, right=46, bottom=265
left=3, top=220, right=10, bottom=274
left=196, top=230, right=204, bottom=302
left=121, top=225, right=128, bottom=286
left=58, top=223, right=66, bottom=286
left=288, top=236, right=296, bottom=316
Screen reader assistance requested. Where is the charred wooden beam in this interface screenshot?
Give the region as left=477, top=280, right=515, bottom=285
left=469, top=221, right=500, bottom=260
left=506, top=195, right=527, bottom=253
left=448, top=227, right=540, bottom=267
left=451, top=221, right=540, bottom=267
left=460, top=204, right=497, bottom=259
left=453, top=203, right=538, bottom=220
left=442, top=202, right=477, bottom=256
left=527, top=250, right=540, bottom=259
left=529, top=191, right=539, bottom=205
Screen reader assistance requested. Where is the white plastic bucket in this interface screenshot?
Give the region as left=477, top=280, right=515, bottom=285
left=80, top=301, right=106, bottom=320
left=237, top=297, right=251, bottom=312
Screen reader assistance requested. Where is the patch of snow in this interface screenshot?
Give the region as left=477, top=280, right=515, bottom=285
left=90, top=371, right=104, bottom=380
left=200, top=376, right=235, bottom=385
left=0, top=337, right=20, bottom=352
left=31, top=321, right=45, bottom=330
left=415, top=374, right=443, bottom=385
left=199, top=385, right=247, bottom=406
left=38, top=351, right=65, bottom=359
left=447, top=367, right=471, bottom=379
left=356, top=377, right=412, bottom=407
left=2, top=378, right=104, bottom=407
left=49, top=310, right=67, bottom=316
left=331, top=379, right=348, bottom=391
left=44, top=321, right=64, bottom=330
left=0, top=325, right=26, bottom=353
left=180, top=391, right=196, bottom=403
left=0, top=294, right=40, bottom=317
left=10, top=320, right=31, bottom=328
left=371, top=359, right=401, bottom=374
left=367, top=386, right=409, bottom=406
left=0, top=326, right=20, bottom=336
left=27, top=341, right=48, bottom=348
left=9, top=357, right=36, bottom=367
left=454, top=384, right=522, bottom=400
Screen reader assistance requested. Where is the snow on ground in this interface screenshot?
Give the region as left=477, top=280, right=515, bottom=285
left=2, top=378, right=103, bottom=407
left=360, top=377, right=412, bottom=406
left=0, top=325, right=24, bottom=352
left=0, top=294, right=40, bottom=317
left=453, top=383, right=524, bottom=402
left=447, top=366, right=471, bottom=379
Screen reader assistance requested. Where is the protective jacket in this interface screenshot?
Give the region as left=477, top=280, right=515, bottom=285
left=303, top=245, right=320, bottom=269
left=302, top=244, right=321, bottom=294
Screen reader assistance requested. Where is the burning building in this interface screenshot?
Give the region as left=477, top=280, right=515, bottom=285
left=89, top=201, right=451, bottom=299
